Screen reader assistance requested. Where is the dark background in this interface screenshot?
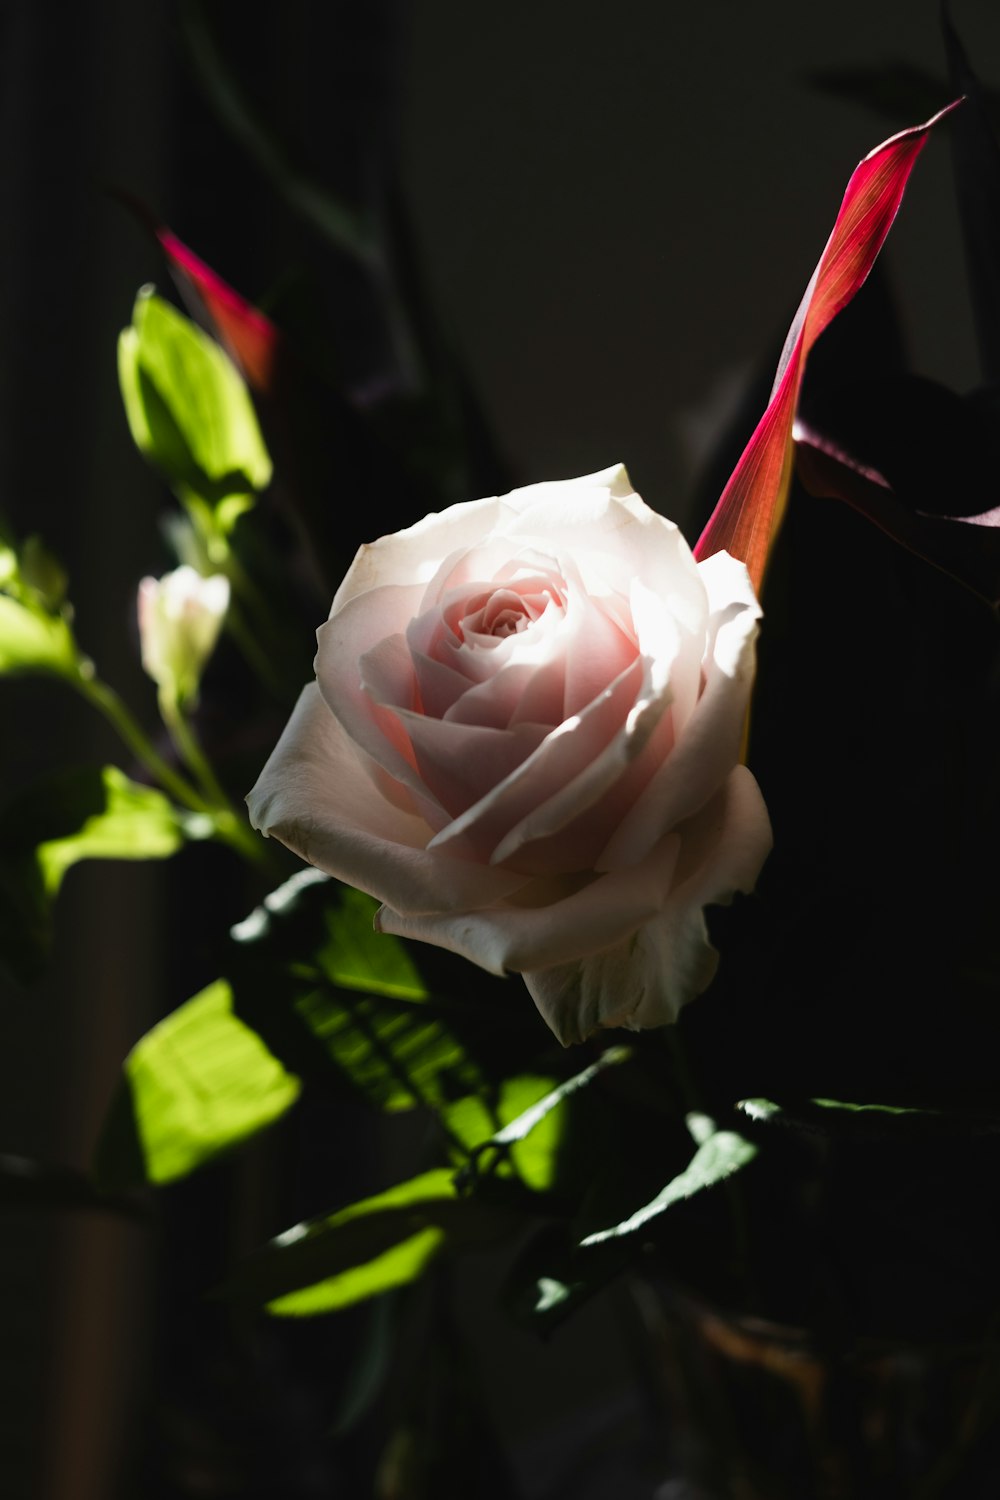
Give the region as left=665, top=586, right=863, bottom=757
left=2, top=2, right=1000, bottom=1496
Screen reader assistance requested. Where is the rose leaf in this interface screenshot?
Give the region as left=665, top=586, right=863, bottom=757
left=794, top=432, right=1000, bottom=606
left=736, top=1095, right=1000, bottom=1145
left=222, top=1168, right=520, bottom=1317
left=225, top=870, right=514, bottom=1118
left=95, top=978, right=302, bottom=1190
left=0, top=765, right=188, bottom=984
left=118, top=287, right=272, bottom=524
left=576, top=1116, right=757, bottom=1250
left=451, top=1046, right=633, bottom=1195
left=0, top=594, right=78, bottom=679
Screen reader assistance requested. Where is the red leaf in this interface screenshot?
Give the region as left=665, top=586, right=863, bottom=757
left=794, top=429, right=1000, bottom=606
left=157, top=229, right=281, bottom=396
left=694, top=100, right=962, bottom=594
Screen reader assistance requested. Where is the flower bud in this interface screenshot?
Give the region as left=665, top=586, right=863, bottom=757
left=138, top=566, right=229, bottom=706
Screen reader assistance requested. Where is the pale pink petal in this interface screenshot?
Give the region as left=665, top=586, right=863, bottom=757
left=246, top=684, right=527, bottom=915
left=490, top=697, right=674, bottom=876
left=630, top=576, right=702, bottom=731
left=410, top=647, right=473, bottom=719
left=442, top=662, right=558, bottom=730
left=316, top=605, right=438, bottom=819
left=598, top=552, right=761, bottom=871
left=560, top=582, right=639, bottom=717
left=377, top=827, right=684, bottom=975
left=523, top=763, right=772, bottom=1043
left=428, top=586, right=566, bottom=686
left=330, top=502, right=509, bottom=611
left=400, top=713, right=551, bottom=821
left=427, top=655, right=645, bottom=863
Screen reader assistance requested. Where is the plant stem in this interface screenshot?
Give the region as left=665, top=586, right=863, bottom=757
left=160, top=694, right=266, bottom=865
left=75, top=673, right=207, bottom=813
left=75, top=671, right=266, bottom=867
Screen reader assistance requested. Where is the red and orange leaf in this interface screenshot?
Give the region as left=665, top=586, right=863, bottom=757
left=157, top=229, right=281, bottom=396
left=694, top=100, right=962, bottom=594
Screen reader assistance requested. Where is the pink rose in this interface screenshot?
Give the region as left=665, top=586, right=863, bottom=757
left=246, top=464, right=771, bottom=1044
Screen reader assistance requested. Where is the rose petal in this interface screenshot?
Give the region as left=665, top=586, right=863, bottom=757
left=316, top=600, right=450, bottom=829
left=523, top=763, right=772, bottom=1043
left=486, top=658, right=671, bottom=873
left=427, top=654, right=646, bottom=863
left=328, top=465, right=629, bottom=619
left=400, top=712, right=552, bottom=820
left=246, top=684, right=527, bottom=914
left=446, top=656, right=566, bottom=731
left=598, top=552, right=761, bottom=871
left=377, top=824, right=684, bottom=975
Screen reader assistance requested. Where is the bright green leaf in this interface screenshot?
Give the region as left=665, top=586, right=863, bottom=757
left=244, top=1168, right=455, bottom=1315
left=0, top=593, right=77, bottom=677
left=268, top=1229, right=444, bottom=1317
left=36, top=766, right=185, bottom=895
left=446, top=1075, right=559, bottom=1190
left=229, top=871, right=489, bottom=1115
left=317, top=886, right=427, bottom=1001
left=225, top=1167, right=519, bottom=1317
left=293, top=985, right=480, bottom=1113
left=450, top=1048, right=632, bottom=1193
left=0, top=765, right=187, bottom=983
left=124, top=979, right=302, bottom=1185
left=119, top=289, right=271, bottom=520
left=578, top=1119, right=757, bottom=1248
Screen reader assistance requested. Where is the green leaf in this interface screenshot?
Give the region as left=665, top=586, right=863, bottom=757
left=502, top=1224, right=596, bottom=1333
left=314, top=884, right=427, bottom=1000
left=0, top=765, right=187, bottom=983
left=736, top=1095, right=1000, bottom=1143
left=578, top=1115, right=757, bottom=1249
left=0, top=593, right=77, bottom=677
left=226, top=1167, right=518, bottom=1317
left=33, top=765, right=185, bottom=894
left=119, top=289, right=272, bottom=521
left=445, top=1075, right=559, bottom=1190
left=269, top=1229, right=443, bottom=1317
left=450, top=1047, right=633, bottom=1194
left=228, top=870, right=491, bottom=1115
left=116, top=979, right=301, bottom=1186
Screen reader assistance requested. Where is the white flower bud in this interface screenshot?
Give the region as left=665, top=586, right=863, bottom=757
left=138, top=566, right=229, bottom=706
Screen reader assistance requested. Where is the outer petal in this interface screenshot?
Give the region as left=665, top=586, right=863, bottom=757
left=377, top=827, right=684, bottom=974
left=598, top=552, right=761, bottom=870
left=524, top=763, right=772, bottom=1044
left=245, top=684, right=527, bottom=915
left=328, top=464, right=630, bottom=613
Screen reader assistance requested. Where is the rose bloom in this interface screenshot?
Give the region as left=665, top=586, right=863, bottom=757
left=247, top=465, right=771, bottom=1044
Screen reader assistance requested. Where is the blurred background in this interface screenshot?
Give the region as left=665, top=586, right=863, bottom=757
left=2, top=1, right=1000, bottom=1495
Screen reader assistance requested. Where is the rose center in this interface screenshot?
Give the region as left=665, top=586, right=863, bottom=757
left=453, top=582, right=562, bottom=644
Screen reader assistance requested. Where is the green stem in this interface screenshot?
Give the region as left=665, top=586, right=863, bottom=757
left=75, top=673, right=207, bottom=814
left=74, top=671, right=266, bottom=867
left=160, top=694, right=266, bottom=866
